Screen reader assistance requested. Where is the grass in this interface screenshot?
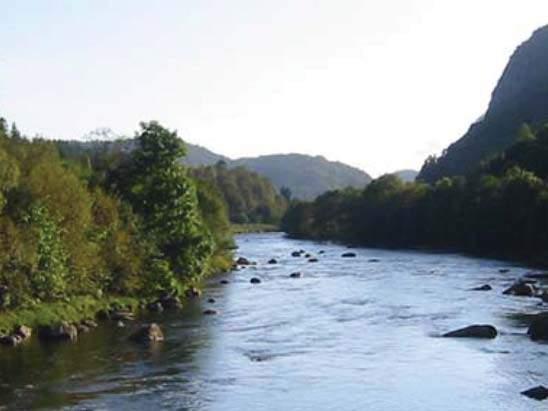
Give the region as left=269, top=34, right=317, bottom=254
left=0, top=295, right=139, bottom=335
left=231, top=223, right=279, bottom=234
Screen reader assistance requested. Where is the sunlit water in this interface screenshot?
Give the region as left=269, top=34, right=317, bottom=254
left=1, top=233, right=548, bottom=410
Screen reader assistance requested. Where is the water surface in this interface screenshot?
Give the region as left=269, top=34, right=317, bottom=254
left=1, top=233, right=547, bottom=410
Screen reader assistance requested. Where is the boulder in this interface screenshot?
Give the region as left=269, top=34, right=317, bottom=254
left=442, top=325, right=497, bottom=339
left=318, top=250, right=325, bottom=254
left=220, top=280, right=229, bottom=285
left=76, top=324, right=91, bottom=334
left=305, top=253, right=311, bottom=258
left=38, top=322, right=78, bottom=341
left=290, top=272, right=302, bottom=279
left=471, top=284, right=492, bottom=291
left=368, top=258, right=380, bottom=263
left=207, top=298, right=216, bottom=304
left=308, top=258, right=319, bottom=263
left=109, top=310, right=135, bottom=321
left=503, top=282, right=536, bottom=297
left=159, top=295, right=183, bottom=310
left=185, top=287, right=202, bottom=298
left=527, top=313, right=548, bottom=341
left=521, top=386, right=548, bottom=401
left=268, top=259, right=278, bottom=264
left=250, top=277, right=262, bottom=284
left=342, top=252, right=357, bottom=258
left=148, top=301, right=164, bottom=313
left=0, top=335, right=21, bottom=346
left=203, top=309, right=218, bottom=315
left=291, top=251, right=301, bottom=257
left=499, top=268, right=510, bottom=273
left=236, top=257, right=251, bottom=265
left=129, top=323, right=164, bottom=343
left=82, top=319, right=98, bottom=328
left=14, top=325, right=32, bottom=340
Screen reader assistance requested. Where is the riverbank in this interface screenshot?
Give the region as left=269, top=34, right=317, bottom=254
left=231, top=224, right=279, bottom=234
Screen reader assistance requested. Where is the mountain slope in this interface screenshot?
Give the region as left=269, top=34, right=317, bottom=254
left=231, top=154, right=372, bottom=200
left=392, top=169, right=418, bottom=182
left=418, top=25, right=548, bottom=182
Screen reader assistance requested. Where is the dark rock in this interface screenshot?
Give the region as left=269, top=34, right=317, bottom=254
left=82, top=320, right=98, bottom=329
left=442, top=325, right=497, bottom=339
left=220, top=280, right=229, bottom=285
left=318, top=250, right=325, bottom=254
left=14, top=325, right=32, bottom=340
left=203, top=309, right=218, bottom=315
left=368, top=258, right=380, bottom=263
left=147, top=301, right=164, bottom=313
left=250, top=277, right=261, bottom=284
left=268, top=259, right=278, bottom=264
left=76, top=324, right=91, bottom=334
left=185, top=287, right=202, bottom=298
left=207, top=298, right=216, bottom=303
left=342, top=252, right=357, bottom=258
left=291, top=251, right=301, bottom=257
left=471, top=284, right=492, bottom=291
left=290, top=272, right=302, bottom=278
left=159, top=295, right=183, bottom=310
left=503, top=282, right=535, bottom=296
left=236, top=257, right=251, bottom=265
left=539, top=292, right=548, bottom=303
left=525, top=272, right=548, bottom=280
left=110, top=310, right=135, bottom=321
left=305, top=253, right=311, bottom=258
left=527, top=313, right=548, bottom=341
left=38, top=322, right=78, bottom=341
left=0, top=335, right=21, bottom=346
left=499, top=268, right=510, bottom=273
left=521, top=386, right=548, bottom=401
left=308, top=258, right=319, bottom=263
left=129, top=323, right=164, bottom=343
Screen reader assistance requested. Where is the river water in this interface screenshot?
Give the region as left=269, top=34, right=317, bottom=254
left=0, top=233, right=547, bottom=410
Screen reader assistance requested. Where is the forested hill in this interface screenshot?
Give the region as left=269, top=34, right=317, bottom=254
left=231, top=154, right=371, bottom=200
left=418, top=25, right=548, bottom=183
left=59, top=139, right=372, bottom=200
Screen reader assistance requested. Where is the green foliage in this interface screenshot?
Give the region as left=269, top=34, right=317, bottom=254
left=0, top=117, right=232, bottom=313
left=191, top=162, right=288, bottom=224
left=283, top=124, right=548, bottom=263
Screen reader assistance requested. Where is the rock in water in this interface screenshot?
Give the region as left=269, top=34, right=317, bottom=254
left=14, top=325, right=32, bottom=340
left=442, top=325, right=498, bottom=339
left=502, top=282, right=535, bottom=297
left=290, top=272, right=302, bottom=278
left=185, top=287, right=202, bottom=298
left=471, top=284, right=492, bottom=291
left=203, top=309, right=218, bottom=315
left=236, top=257, right=251, bottom=265
left=527, top=313, right=548, bottom=341
left=268, top=259, right=278, bottom=264
left=521, top=386, right=548, bottom=401
left=342, top=252, right=357, bottom=258
left=250, top=277, right=261, bottom=284
left=129, top=323, right=164, bottom=343
left=291, top=251, right=301, bottom=257
left=38, top=322, right=78, bottom=341
left=308, top=258, right=319, bottom=263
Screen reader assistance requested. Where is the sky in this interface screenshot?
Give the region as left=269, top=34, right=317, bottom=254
left=2, top=1, right=548, bottom=176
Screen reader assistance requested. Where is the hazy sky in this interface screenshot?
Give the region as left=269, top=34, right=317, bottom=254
left=2, top=1, right=548, bottom=176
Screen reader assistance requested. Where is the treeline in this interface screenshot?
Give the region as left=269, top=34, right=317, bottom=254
left=190, top=162, right=288, bottom=224
left=282, top=124, right=548, bottom=263
left=0, top=119, right=232, bottom=310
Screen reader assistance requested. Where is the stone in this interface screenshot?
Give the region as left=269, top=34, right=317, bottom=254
left=471, top=284, right=492, bottom=291
left=14, top=325, right=32, bottom=340
left=308, top=258, right=319, bottom=263
left=503, top=282, right=535, bottom=297
left=250, top=277, right=261, bottom=284
left=291, top=251, right=301, bottom=257
left=442, top=325, right=497, bottom=339
left=268, top=258, right=278, bottom=264
left=203, top=309, right=218, bottom=315
left=38, top=322, right=78, bottom=341
left=185, top=287, right=202, bottom=298
left=527, top=313, right=548, bottom=341
left=290, top=272, right=302, bottom=278
left=129, top=323, right=164, bottom=343
left=236, top=257, right=251, bottom=265
left=207, top=298, right=216, bottom=303
left=342, top=252, right=357, bottom=258
left=521, top=386, right=548, bottom=401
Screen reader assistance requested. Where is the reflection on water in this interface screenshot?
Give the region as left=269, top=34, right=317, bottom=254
left=1, top=233, right=547, bottom=410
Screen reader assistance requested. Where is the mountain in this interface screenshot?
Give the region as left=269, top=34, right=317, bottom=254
left=418, top=25, right=548, bottom=183
left=231, top=154, right=372, bottom=200
left=57, top=139, right=371, bottom=201
left=392, top=169, right=418, bottom=182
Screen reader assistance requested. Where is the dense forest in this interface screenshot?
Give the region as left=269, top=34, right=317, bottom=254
left=0, top=118, right=232, bottom=312
left=190, top=162, right=288, bottom=224
left=282, top=123, right=548, bottom=264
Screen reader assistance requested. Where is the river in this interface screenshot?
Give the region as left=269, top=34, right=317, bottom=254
left=0, top=232, right=547, bottom=410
